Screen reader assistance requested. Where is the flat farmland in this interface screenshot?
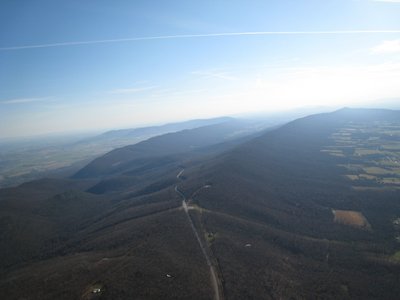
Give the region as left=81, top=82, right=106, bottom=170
left=322, top=120, right=400, bottom=190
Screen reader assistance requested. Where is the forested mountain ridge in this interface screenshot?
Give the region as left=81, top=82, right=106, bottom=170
left=177, top=108, right=400, bottom=299
left=1, top=108, right=400, bottom=299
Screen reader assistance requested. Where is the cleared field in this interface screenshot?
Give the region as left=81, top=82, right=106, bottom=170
left=354, top=149, right=382, bottom=156
left=359, top=174, right=377, bottom=180
left=346, top=174, right=377, bottom=181
left=321, top=149, right=345, bottom=157
left=382, top=144, right=400, bottom=150
left=363, top=167, right=393, bottom=175
left=323, top=121, right=400, bottom=191
left=381, top=178, right=400, bottom=185
left=332, top=209, right=371, bottom=229
left=339, top=164, right=363, bottom=172
left=345, top=175, right=359, bottom=180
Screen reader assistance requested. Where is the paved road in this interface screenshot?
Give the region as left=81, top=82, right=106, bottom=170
left=175, top=170, right=222, bottom=300
left=176, top=169, right=185, bottom=179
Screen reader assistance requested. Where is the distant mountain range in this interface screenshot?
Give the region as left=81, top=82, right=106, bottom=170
left=0, top=116, right=245, bottom=188
left=74, top=119, right=259, bottom=180
left=79, top=117, right=235, bottom=145
left=1, top=108, right=400, bottom=299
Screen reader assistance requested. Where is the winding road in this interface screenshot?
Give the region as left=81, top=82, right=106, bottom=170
left=175, top=169, right=223, bottom=300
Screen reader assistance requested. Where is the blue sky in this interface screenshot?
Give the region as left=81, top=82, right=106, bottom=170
left=1, top=0, right=400, bottom=138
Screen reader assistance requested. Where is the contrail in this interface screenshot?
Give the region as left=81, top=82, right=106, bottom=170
left=1, top=30, right=400, bottom=51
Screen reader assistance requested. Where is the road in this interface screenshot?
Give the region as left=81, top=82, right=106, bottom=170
left=175, top=169, right=223, bottom=300
left=176, top=169, right=185, bottom=179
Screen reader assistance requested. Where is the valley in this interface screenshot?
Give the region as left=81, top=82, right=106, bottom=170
left=0, top=117, right=243, bottom=189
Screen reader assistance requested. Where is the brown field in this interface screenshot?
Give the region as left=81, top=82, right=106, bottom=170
left=332, top=209, right=371, bottom=229
left=345, top=175, right=359, bottom=181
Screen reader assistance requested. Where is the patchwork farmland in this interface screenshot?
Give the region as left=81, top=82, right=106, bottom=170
left=322, top=120, right=400, bottom=190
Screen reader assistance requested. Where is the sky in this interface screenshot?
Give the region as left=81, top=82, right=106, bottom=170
left=1, top=0, right=400, bottom=138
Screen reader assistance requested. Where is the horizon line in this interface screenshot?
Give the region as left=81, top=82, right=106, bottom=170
left=2, top=30, right=400, bottom=51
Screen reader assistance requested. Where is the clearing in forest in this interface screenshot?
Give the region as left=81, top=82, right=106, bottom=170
left=332, top=209, right=371, bottom=229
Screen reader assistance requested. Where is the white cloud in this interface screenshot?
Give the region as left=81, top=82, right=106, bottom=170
left=109, top=86, right=156, bottom=94
left=372, top=40, right=400, bottom=54
left=3, top=62, right=400, bottom=138
left=191, top=70, right=238, bottom=81
left=150, top=88, right=207, bottom=98
left=96, top=63, right=400, bottom=120
left=241, top=63, right=400, bottom=111
left=0, top=97, right=50, bottom=105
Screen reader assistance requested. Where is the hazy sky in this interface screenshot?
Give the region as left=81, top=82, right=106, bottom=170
left=1, top=0, right=400, bottom=138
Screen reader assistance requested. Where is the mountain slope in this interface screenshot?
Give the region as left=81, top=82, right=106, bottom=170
left=177, top=108, right=400, bottom=299
left=0, top=118, right=263, bottom=299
